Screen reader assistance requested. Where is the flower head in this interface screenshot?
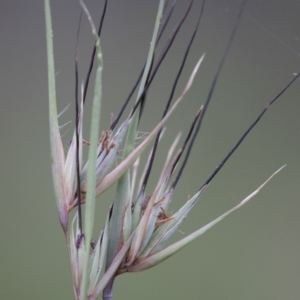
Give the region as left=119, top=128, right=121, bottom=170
left=44, top=0, right=299, bottom=299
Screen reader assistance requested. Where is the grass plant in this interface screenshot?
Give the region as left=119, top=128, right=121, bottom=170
left=44, top=0, right=299, bottom=299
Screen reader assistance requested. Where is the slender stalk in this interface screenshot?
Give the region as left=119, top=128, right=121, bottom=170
left=78, top=1, right=103, bottom=299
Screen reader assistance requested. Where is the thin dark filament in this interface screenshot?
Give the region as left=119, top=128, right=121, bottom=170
left=83, top=0, right=108, bottom=104
left=169, top=109, right=203, bottom=190
left=110, top=0, right=178, bottom=131
left=138, top=53, right=155, bottom=122
left=171, top=0, right=247, bottom=191
left=193, top=0, right=247, bottom=145
left=138, top=0, right=179, bottom=119
left=75, top=8, right=84, bottom=235
left=158, top=0, right=177, bottom=42
left=199, top=72, right=300, bottom=191
left=130, top=0, right=195, bottom=121
left=141, top=0, right=205, bottom=193
left=110, top=65, right=144, bottom=131
left=169, top=108, right=203, bottom=182
left=163, top=0, right=171, bottom=12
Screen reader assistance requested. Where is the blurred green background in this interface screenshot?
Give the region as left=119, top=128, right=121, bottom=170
left=1, top=0, right=300, bottom=299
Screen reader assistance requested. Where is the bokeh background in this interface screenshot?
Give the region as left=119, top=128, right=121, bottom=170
left=1, top=0, right=300, bottom=299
